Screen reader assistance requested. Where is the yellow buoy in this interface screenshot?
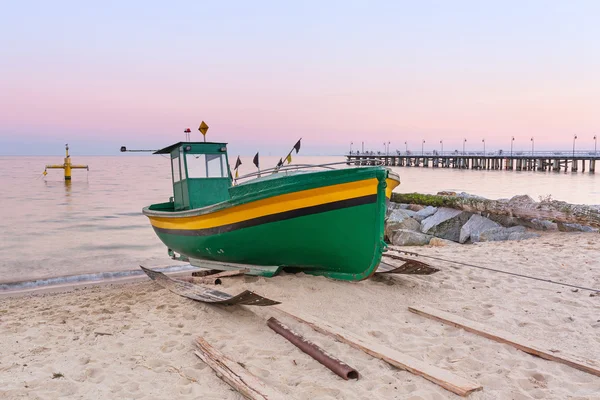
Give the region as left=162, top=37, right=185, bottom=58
left=44, top=144, right=88, bottom=180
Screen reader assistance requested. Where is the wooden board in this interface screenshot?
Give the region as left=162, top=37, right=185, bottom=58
left=141, top=266, right=280, bottom=306
left=195, top=337, right=284, bottom=400
left=274, top=305, right=482, bottom=397
left=378, top=254, right=439, bottom=275
left=409, top=305, right=600, bottom=378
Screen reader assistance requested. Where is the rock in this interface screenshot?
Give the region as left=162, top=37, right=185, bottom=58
left=385, top=209, right=420, bottom=240
left=413, top=206, right=438, bottom=222
left=437, top=191, right=456, bottom=196
left=524, top=219, right=558, bottom=231
left=557, top=222, right=599, bottom=232
left=508, top=194, right=536, bottom=207
left=420, top=208, right=472, bottom=242
left=408, top=204, right=424, bottom=212
left=459, top=215, right=502, bottom=244
left=473, top=226, right=527, bottom=242
left=390, top=230, right=433, bottom=246
left=457, top=192, right=486, bottom=200
left=386, top=202, right=410, bottom=218
left=487, top=214, right=520, bottom=227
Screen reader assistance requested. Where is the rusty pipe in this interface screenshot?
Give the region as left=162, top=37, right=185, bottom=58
left=267, top=317, right=359, bottom=380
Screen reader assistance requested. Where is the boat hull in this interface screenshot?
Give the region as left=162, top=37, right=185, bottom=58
left=144, top=168, right=399, bottom=281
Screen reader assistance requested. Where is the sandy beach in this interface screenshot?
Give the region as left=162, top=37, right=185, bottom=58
left=1, top=231, right=599, bottom=399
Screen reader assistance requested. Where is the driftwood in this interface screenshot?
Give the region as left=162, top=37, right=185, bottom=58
left=195, top=337, right=284, bottom=400
left=409, top=306, right=600, bottom=378
left=140, top=266, right=280, bottom=306
left=391, top=192, right=600, bottom=228
left=181, top=269, right=250, bottom=285
left=275, top=305, right=482, bottom=397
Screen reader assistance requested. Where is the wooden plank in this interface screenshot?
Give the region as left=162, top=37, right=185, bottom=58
left=409, top=305, right=600, bottom=378
left=275, top=305, right=482, bottom=397
left=195, top=337, right=285, bottom=400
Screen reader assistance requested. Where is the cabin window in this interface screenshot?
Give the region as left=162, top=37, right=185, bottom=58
left=172, top=155, right=182, bottom=183
left=186, top=154, right=207, bottom=178
left=207, top=154, right=226, bottom=178
left=186, top=153, right=227, bottom=178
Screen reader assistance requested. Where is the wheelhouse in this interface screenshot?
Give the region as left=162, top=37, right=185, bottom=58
left=154, top=142, right=232, bottom=211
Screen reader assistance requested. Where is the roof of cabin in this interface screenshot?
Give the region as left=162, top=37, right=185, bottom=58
left=154, top=141, right=228, bottom=154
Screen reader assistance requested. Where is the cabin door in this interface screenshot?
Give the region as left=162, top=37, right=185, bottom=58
left=171, top=149, right=190, bottom=210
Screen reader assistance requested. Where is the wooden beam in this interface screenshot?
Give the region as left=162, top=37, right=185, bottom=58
left=409, top=306, right=600, bottom=378
left=275, top=305, right=482, bottom=397
left=194, top=337, right=284, bottom=400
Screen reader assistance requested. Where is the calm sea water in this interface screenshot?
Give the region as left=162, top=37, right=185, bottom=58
left=0, top=155, right=598, bottom=284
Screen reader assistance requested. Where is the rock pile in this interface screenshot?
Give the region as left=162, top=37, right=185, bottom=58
left=386, top=203, right=545, bottom=246
left=385, top=193, right=599, bottom=246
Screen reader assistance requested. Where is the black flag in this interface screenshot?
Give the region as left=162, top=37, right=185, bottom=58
left=293, top=139, right=301, bottom=154
left=253, top=152, right=259, bottom=168
left=234, top=156, right=242, bottom=170
left=276, top=158, right=283, bottom=168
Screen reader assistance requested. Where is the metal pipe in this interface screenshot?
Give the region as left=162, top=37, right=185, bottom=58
left=267, top=317, right=359, bottom=380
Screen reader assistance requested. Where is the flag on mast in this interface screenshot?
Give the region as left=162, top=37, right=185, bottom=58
left=286, top=154, right=292, bottom=164
left=293, top=139, right=301, bottom=153
left=253, top=152, right=259, bottom=168
left=234, top=156, right=242, bottom=179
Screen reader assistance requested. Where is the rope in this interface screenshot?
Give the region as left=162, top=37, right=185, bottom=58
left=392, top=250, right=600, bottom=293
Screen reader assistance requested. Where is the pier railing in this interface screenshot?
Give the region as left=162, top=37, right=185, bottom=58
left=345, top=153, right=600, bottom=173
left=349, top=150, right=600, bottom=158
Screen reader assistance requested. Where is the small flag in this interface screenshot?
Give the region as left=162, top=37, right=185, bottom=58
left=253, top=152, right=259, bottom=168
left=234, top=156, right=242, bottom=170
left=235, top=169, right=239, bottom=179
left=286, top=154, right=292, bottom=164
left=293, top=139, right=301, bottom=154
left=276, top=158, right=283, bottom=168
left=198, top=121, right=209, bottom=136
left=43, top=170, right=47, bottom=176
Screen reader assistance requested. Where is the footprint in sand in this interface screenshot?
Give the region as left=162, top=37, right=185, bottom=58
left=85, top=368, right=105, bottom=383
left=160, top=341, right=179, bottom=353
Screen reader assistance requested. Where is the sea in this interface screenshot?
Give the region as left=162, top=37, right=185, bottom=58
left=0, top=155, right=598, bottom=285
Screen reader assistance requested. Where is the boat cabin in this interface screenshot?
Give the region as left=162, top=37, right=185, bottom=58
left=155, top=142, right=231, bottom=211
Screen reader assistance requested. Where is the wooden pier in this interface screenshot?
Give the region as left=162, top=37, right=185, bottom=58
left=346, top=153, right=600, bottom=173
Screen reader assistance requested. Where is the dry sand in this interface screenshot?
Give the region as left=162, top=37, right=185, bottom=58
left=1, top=231, right=599, bottom=399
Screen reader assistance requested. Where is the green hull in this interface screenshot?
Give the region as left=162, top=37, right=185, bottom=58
left=156, top=201, right=384, bottom=280
left=145, top=167, right=397, bottom=281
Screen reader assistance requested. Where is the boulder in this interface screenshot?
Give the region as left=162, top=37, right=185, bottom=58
left=524, top=219, right=558, bottom=231
left=391, top=230, right=433, bottom=246
left=385, top=209, right=420, bottom=240
left=557, top=222, right=599, bottom=233
left=408, top=204, right=424, bottom=212
left=386, top=202, right=411, bottom=218
left=420, top=208, right=472, bottom=242
left=437, top=191, right=456, bottom=196
left=508, top=194, right=536, bottom=207
left=459, top=215, right=502, bottom=244
left=473, top=226, right=528, bottom=242
left=413, top=206, right=438, bottom=222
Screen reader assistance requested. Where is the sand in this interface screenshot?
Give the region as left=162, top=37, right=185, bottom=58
left=1, top=231, right=599, bottom=399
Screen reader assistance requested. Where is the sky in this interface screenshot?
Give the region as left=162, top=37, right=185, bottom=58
left=1, top=1, right=599, bottom=156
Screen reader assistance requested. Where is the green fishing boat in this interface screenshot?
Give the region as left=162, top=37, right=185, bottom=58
left=142, top=140, right=400, bottom=281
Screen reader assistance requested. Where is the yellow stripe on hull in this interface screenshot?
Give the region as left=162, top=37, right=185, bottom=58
left=148, top=178, right=380, bottom=231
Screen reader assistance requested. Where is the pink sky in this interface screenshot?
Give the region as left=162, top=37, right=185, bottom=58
left=1, top=1, right=599, bottom=155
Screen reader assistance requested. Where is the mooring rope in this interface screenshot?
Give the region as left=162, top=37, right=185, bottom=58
left=391, top=250, right=600, bottom=293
